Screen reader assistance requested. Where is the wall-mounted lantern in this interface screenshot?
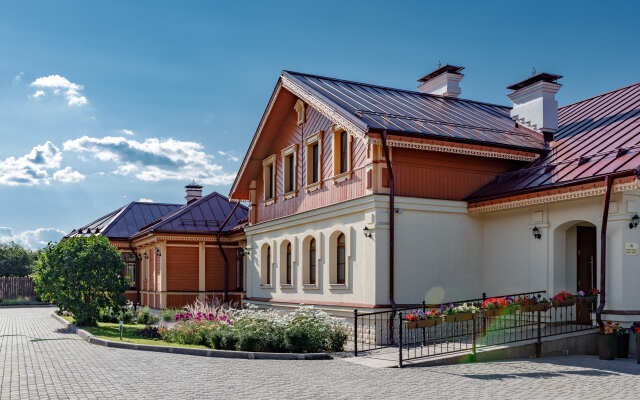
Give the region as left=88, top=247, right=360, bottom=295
left=143, top=253, right=149, bottom=260
left=629, top=214, right=639, bottom=229
left=532, top=226, right=542, bottom=239
left=363, top=226, right=372, bottom=238
left=155, top=248, right=162, bottom=257
left=242, top=247, right=252, bottom=256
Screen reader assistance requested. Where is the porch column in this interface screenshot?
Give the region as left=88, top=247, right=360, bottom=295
left=199, top=242, right=206, bottom=300
left=159, top=241, right=167, bottom=308
left=152, top=248, right=157, bottom=308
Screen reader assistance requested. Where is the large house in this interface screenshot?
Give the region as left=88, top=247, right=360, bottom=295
left=230, top=65, right=640, bottom=324
left=67, top=184, right=248, bottom=308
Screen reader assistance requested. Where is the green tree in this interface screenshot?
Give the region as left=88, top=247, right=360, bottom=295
left=33, top=235, right=129, bottom=326
left=0, top=242, right=38, bottom=276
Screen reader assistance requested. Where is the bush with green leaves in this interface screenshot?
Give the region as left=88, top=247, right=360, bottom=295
left=98, top=306, right=135, bottom=324
left=33, top=235, right=129, bottom=326
left=136, top=307, right=159, bottom=325
left=161, top=308, right=183, bottom=322
left=0, top=242, right=38, bottom=276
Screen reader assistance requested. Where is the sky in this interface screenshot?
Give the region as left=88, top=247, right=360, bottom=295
left=0, top=1, right=639, bottom=249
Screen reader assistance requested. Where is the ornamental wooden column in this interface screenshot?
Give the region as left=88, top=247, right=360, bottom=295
left=159, top=241, right=167, bottom=309
left=152, top=248, right=157, bottom=308
left=198, top=242, right=206, bottom=300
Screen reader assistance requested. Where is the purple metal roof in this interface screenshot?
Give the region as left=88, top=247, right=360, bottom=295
left=134, top=192, right=248, bottom=237
left=67, top=202, right=182, bottom=239
left=283, top=71, right=545, bottom=151
left=468, top=81, right=640, bottom=201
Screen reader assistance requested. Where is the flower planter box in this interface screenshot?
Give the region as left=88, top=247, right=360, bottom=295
left=617, top=332, right=630, bottom=358
left=405, top=318, right=441, bottom=329
left=520, top=303, right=551, bottom=312
left=576, top=295, right=596, bottom=304
left=636, top=334, right=640, bottom=364
left=598, top=334, right=618, bottom=360
left=552, top=299, right=576, bottom=307
left=445, top=312, right=475, bottom=323
left=483, top=309, right=502, bottom=317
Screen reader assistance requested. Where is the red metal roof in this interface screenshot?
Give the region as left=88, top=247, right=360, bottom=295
left=283, top=71, right=545, bottom=151
left=468, top=81, right=640, bottom=202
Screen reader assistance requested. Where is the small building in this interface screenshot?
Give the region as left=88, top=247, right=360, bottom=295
left=229, top=66, right=640, bottom=324
left=66, top=184, right=248, bottom=309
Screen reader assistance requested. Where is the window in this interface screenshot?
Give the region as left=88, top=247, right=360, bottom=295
left=309, top=238, right=316, bottom=285
left=236, top=248, right=244, bottom=291
left=262, top=155, right=276, bottom=204
left=122, top=252, right=137, bottom=288
left=261, top=243, right=272, bottom=286
left=286, top=242, right=292, bottom=285
left=305, top=131, right=323, bottom=191
left=332, top=126, right=352, bottom=181
left=281, top=144, right=297, bottom=198
left=336, top=233, right=345, bottom=284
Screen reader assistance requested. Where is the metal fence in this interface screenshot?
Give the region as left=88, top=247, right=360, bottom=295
left=0, top=276, right=36, bottom=300
left=353, top=291, right=598, bottom=367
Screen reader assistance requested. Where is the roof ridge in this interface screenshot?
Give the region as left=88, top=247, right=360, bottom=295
left=132, top=201, right=182, bottom=206
left=101, top=202, right=137, bottom=236
left=560, top=81, right=640, bottom=110
left=283, top=70, right=513, bottom=110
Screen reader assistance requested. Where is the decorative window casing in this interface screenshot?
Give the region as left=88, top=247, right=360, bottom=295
left=260, top=243, right=272, bottom=286
left=281, top=144, right=298, bottom=200
left=279, top=240, right=294, bottom=287
left=262, top=154, right=276, bottom=205
left=302, top=235, right=320, bottom=288
left=122, top=252, right=137, bottom=288
left=294, top=99, right=306, bottom=126
left=332, top=126, right=352, bottom=183
left=305, top=131, right=323, bottom=192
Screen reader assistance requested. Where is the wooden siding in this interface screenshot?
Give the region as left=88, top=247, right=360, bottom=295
left=205, top=247, right=238, bottom=291
left=256, top=101, right=369, bottom=223
left=391, top=148, right=521, bottom=200
left=167, top=294, right=198, bottom=309
left=166, top=246, right=199, bottom=291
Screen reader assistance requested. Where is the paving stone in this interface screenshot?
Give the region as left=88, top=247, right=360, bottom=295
left=0, top=307, right=638, bottom=399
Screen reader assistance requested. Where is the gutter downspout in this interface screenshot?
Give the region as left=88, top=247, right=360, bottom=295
left=380, top=130, right=396, bottom=309
left=217, top=201, right=241, bottom=302
left=596, top=175, right=613, bottom=331
left=128, top=240, right=140, bottom=310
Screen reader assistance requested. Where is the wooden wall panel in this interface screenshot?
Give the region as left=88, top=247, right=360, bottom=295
left=391, top=148, right=520, bottom=200
left=205, top=247, right=238, bottom=291
left=167, top=294, right=198, bottom=309
left=166, top=246, right=199, bottom=291
left=255, top=103, right=369, bottom=223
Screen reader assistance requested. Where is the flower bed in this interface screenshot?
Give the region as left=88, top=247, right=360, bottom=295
left=481, top=297, right=514, bottom=317
left=514, top=294, right=551, bottom=312
left=551, top=290, right=575, bottom=307
left=441, top=303, right=478, bottom=322
left=159, top=301, right=347, bottom=353
left=575, top=288, right=599, bottom=303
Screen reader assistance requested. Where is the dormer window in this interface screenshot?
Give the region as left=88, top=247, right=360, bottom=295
left=305, top=131, right=323, bottom=192
left=332, top=126, right=352, bottom=182
left=262, top=154, right=276, bottom=205
left=281, top=144, right=297, bottom=200
left=294, top=99, right=306, bottom=125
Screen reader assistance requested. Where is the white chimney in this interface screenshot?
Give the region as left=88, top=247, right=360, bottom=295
left=185, top=182, right=203, bottom=204
left=417, top=65, right=464, bottom=98
left=507, top=73, right=562, bottom=136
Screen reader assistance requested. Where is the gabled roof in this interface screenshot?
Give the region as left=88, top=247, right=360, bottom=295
left=66, top=202, right=182, bottom=240
left=132, top=192, right=248, bottom=238
left=468, top=81, right=640, bottom=202
left=282, top=70, right=545, bottom=150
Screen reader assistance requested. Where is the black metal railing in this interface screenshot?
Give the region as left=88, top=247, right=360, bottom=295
left=353, top=291, right=598, bottom=367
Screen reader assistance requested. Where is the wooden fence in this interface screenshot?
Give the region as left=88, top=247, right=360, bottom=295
left=0, top=277, right=36, bottom=299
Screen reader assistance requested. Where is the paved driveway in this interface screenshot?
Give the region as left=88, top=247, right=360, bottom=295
left=1, top=307, right=638, bottom=399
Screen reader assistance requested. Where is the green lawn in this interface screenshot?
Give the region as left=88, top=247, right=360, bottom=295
left=61, top=315, right=208, bottom=350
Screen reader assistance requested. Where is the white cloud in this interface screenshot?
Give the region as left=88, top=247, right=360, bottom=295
left=217, top=150, right=240, bottom=163
left=0, top=141, right=64, bottom=186
left=121, top=129, right=135, bottom=136
left=63, top=135, right=236, bottom=185
left=13, top=72, right=24, bottom=83
left=53, top=166, right=85, bottom=183
left=30, top=74, right=88, bottom=107
left=138, top=198, right=153, bottom=203
left=0, top=227, right=65, bottom=250
left=31, top=90, right=45, bottom=99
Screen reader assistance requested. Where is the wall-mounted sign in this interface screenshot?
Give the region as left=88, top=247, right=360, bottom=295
left=624, top=242, right=639, bottom=256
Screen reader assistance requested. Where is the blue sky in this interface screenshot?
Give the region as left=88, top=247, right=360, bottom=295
left=0, top=1, right=638, bottom=248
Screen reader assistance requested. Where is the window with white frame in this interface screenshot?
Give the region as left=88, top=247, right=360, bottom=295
left=280, top=240, right=293, bottom=286
left=305, top=131, right=323, bottom=191
left=336, top=233, right=346, bottom=284
left=281, top=144, right=297, bottom=198
left=261, top=243, right=272, bottom=286
left=332, top=127, right=352, bottom=180
left=262, top=154, right=276, bottom=204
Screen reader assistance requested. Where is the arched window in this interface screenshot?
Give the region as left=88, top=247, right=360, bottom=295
left=261, top=243, right=272, bottom=286
left=286, top=242, right=292, bottom=285
left=309, top=238, right=316, bottom=285
left=336, top=233, right=345, bottom=284
left=266, top=245, right=271, bottom=285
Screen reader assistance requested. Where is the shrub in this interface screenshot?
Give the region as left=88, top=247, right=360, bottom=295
left=140, top=326, right=161, bottom=339
left=161, top=308, right=182, bottom=322
left=136, top=308, right=159, bottom=325
left=33, top=236, right=128, bottom=326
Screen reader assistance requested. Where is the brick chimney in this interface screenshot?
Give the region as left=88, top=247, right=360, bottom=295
left=507, top=72, right=562, bottom=140
left=417, top=65, right=464, bottom=98
left=185, top=181, right=203, bottom=204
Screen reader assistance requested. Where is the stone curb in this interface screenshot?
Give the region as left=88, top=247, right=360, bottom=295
left=51, top=312, right=332, bottom=360
left=0, top=303, right=56, bottom=308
